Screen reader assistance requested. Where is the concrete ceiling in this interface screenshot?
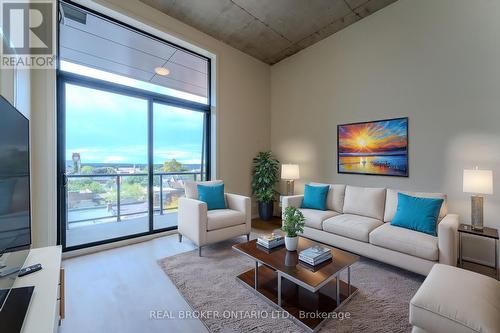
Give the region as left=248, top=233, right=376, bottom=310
left=140, top=0, right=399, bottom=65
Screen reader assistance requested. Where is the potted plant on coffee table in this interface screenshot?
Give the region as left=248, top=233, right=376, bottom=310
left=282, top=207, right=305, bottom=251
left=252, top=151, right=279, bottom=220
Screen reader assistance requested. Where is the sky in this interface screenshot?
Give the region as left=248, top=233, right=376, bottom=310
left=338, top=118, right=408, bottom=154
left=65, top=83, right=205, bottom=165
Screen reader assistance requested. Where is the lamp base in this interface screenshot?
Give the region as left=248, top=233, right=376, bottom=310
left=471, top=195, right=484, bottom=231
left=285, top=180, right=295, bottom=196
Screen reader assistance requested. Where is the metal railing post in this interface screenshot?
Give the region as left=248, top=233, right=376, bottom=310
left=116, top=175, right=121, bottom=221
left=160, top=174, right=163, bottom=215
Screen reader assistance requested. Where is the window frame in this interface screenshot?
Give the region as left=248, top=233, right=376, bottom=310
left=56, top=1, right=212, bottom=252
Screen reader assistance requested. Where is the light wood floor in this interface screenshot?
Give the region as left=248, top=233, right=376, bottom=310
left=60, top=218, right=281, bottom=333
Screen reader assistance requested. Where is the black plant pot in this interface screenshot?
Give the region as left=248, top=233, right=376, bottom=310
left=258, top=201, right=274, bottom=221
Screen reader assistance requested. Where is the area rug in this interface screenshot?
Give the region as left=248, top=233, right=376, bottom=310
left=158, top=240, right=424, bottom=333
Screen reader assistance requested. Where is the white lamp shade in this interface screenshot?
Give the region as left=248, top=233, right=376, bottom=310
left=463, top=169, right=493, bottom=195
left=281, top=164, right=300, bottom=180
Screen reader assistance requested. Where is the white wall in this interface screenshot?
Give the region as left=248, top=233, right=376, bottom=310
left=271, top=0, right=500, bottom=267
left=30, top=69, right=57, bottom=247
left=29, top=0, right=271, bottom=247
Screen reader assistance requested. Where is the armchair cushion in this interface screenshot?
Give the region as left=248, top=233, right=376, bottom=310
left=197, top=183, right=226, bottom=210
left=207, top=209, right=246, bottom=231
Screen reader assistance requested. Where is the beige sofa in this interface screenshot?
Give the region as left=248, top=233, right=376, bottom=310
left=282, top=184, right=459, bottom=275
left=178, top=180, right=251, bottom=256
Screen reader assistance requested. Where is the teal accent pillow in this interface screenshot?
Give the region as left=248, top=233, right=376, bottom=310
left=391, top=193, right=444, bottom=236
left=301, top=184, right=329, bottom=211
left=197, top=183, right=226, bottom=210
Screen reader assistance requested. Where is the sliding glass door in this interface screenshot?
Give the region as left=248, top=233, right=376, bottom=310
left=59, top=77, right=210, bottom=250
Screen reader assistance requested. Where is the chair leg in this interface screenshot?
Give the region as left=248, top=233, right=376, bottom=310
left=246, top=233, right=250, bottom=241
left=178, top=234, right=182, bottom=243
left=198, top=246, right=202, bottom=257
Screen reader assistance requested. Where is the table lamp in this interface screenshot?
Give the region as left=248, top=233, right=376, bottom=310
left=281, top=164, right=300, bottom=196
left=463, top=167, right=493, bottom=231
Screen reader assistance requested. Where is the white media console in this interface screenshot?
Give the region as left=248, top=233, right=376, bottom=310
left=12, top=246, right=64, bottom=333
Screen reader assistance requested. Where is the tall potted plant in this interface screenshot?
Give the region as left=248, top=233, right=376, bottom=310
left=282, top=207, right=305, bottom=251
left=252, top=151, right=279, bottom=220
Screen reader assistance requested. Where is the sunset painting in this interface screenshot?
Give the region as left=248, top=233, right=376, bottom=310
left=337, top=118, right=408, bottom=176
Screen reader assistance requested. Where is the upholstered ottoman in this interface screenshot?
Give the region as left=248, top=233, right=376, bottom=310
left=410, top=264, right=500, bottom=333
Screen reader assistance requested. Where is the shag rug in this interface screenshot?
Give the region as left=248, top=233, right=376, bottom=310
left=158, top=240, right=424, bottom=333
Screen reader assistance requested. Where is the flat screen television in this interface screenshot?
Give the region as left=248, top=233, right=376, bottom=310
left=0, top=95, right=31, bottom=312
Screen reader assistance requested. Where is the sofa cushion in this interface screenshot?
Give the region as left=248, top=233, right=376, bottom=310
left=206, top=209, right=245, bottom=231
left=185, top=180, right=224, bottom=199
left=301, top=184, right=329, bottom=210
left=384, top=189, right=447, bottom=223
left=343, top=186, right=386, bottom=220
left=322, top=214, right=383, bottom=242
left=310, top=183, right=346, bottom=213
left=299, top=209, right=339, bottom=230
left=370, top=223, right=438, bottom=261
left=410, top=264, right=500, bottom=333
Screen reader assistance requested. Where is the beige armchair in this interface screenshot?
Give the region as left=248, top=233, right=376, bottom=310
left=178, top=180, right=251, bottom=256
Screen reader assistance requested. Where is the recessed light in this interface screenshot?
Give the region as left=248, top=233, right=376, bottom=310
left=154, top=67, right=170, bottom=76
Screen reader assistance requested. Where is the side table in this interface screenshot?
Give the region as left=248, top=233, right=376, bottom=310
left=458, top=223, right=498, bottom=280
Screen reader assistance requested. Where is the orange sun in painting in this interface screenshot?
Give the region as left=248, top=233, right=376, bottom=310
left=338, top=119, right=407, bottom=154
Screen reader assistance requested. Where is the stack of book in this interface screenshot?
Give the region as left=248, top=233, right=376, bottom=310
left=257, top=233, right=284, bottom=249
left=299, top=246, right=332, bottom=266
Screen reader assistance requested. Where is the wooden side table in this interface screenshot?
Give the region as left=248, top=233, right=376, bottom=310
left=458, top=224, right=498, bottom=280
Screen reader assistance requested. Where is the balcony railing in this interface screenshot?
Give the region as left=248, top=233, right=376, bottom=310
left=66, top=171, right=201, bottom=228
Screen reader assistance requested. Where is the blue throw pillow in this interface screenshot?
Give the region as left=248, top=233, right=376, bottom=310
left=197, top=183, right=226, bottom=210
left=391, top=193, right=444, bottom=236
left=301, top=184, right=329, bottom=211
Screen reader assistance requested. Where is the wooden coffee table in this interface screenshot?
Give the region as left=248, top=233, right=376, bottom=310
left=232, top=237, right=359, bottom=332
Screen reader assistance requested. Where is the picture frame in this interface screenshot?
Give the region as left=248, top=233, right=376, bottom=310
left=337, top=117, right=408, bottom=177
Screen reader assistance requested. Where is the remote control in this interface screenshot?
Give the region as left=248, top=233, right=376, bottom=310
left=18, top=264, right=42, bottom=277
